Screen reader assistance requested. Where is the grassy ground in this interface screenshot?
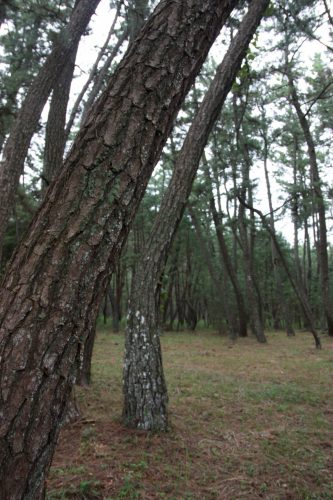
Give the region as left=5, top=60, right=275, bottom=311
left=46, top=329, right=333, bottom=499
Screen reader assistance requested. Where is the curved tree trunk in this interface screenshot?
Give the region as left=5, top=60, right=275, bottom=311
left=76, top=0, right=151, bottom=387
left=123, top=0, right=269, bottom=430
left=238, top=147, right=267, bottom=343
left=207, top=183, right=248, bottom=338
left=0, top=2, right=237, bottom=497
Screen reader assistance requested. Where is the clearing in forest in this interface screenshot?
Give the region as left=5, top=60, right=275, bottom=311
left=47, top=329, right=333, bottom=499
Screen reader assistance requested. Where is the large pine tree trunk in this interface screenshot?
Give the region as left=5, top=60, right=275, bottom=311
left=0, top=0, right=101, bottom=264
left=0, top=1, right=237, bottom=497
left=123, top=0, right=269, bottom=430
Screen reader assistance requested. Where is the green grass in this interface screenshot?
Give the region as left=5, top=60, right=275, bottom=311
left=47, top=329, right=333, bottom=499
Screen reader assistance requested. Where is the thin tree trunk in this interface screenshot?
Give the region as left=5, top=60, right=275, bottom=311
left=78, top=30, right=129, bottom=128
left=238, top=143, right=266, bottom=343
left=238, top=197, right=322, bottom=349
left=122, top=0, right=268, bottom=430
left=64, top=5, right=126, bottom=141
left=287, top=67, right=333, bottom=336
left=0, top=2, right=237, bottom=496
left=262, top=132, right=295, bottom=336
left=203, top=164, right=248, bottom=338
left=43, top=44, right=79, bottom=191
left=189, top=206, right=238, bottom=338
left=0, top=0, right=101, bottom=264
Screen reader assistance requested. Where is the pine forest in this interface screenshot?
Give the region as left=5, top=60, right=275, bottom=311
left=0, top=1, right=333, bottom=498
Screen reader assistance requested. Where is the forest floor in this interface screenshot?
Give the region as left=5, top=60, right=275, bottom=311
left=46, top=328, right=333, bottom=499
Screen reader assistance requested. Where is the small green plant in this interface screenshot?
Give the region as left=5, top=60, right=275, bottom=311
left=79, top=479, right=101, bottom=497
left=117, top=474, right=140, bottom=499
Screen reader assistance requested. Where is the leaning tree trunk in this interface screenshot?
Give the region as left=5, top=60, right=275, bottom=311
left=238, top=143, right=266, bottom=343
left=123, top=0, right=269, bottom=430
left=0, top=0, right=101, bottom=264
left=77, top=0, right=151, bottom=387
left=0, top=1, right=237, bottom=497
left=203, top=162, right=249, bottom=338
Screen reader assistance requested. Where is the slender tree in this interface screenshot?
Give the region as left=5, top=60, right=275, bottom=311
left=123, top=0, right=269, bottom=431
left=286, top=65, right=333, bottom=336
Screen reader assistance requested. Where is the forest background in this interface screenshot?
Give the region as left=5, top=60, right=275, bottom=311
left=0, top=0, right=333, bottom=498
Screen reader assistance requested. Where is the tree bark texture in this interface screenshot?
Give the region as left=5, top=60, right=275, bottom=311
left=75, top=0, right=151, bottom=388
left=0, top=0, right=101, bottom=263
left=123, top=0, right=269, bottom=430
left=0, top=1, right=237, bottom=497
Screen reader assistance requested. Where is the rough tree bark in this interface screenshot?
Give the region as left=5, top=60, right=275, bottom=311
left=0, top=0, right=101, bottom=263
left=123, top=0, right=269, bottom=431
left=77, top=0, right=151, bottom=387
left=0, top=1, right=237, bottom=497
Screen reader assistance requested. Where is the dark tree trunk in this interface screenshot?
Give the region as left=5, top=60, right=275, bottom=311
left=0, top=1, right=237, bottom=496
left=238, top=200, right=267, bottom=343
left=77, top=302, right=100, bottom=386
left=75, top=0, right=148, bottom=388
left=0, top=0, right=101, bottom=263
left=122, top=0, right=269, bottom=430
